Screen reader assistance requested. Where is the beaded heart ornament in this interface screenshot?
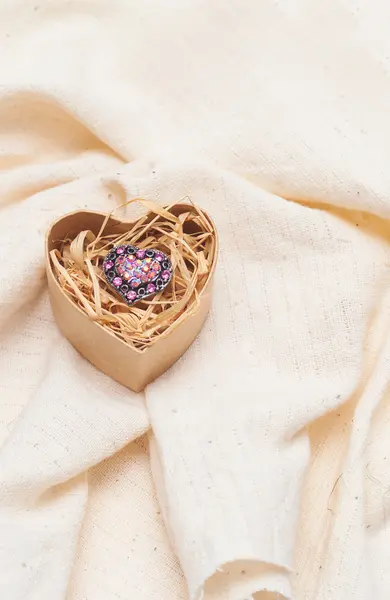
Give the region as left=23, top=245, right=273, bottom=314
left=103, top=244, right=173, bottom=305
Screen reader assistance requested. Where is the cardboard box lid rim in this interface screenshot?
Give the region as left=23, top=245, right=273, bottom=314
left=45, top=206, right=217, bottom=240
left=46, top=207, right=218, bottom=356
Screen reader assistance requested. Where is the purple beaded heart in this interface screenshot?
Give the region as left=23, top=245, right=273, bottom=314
left=103, top=244, right=173, bottom=305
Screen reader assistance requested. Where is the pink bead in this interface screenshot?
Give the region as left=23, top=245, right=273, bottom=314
left=136, top=249, right=146, bottom=259
left=104, top=260, right=113, bottom=270
left=127, top=291, right=137, bottom=301
left=162, top=270, right=170, bottom=281
left=113, top=277, right=122, bottom=287
left=155, top=252, right=164, bottom=262
left=116, top=246, right=125, bottom=254
left=147, top=283, right=156, bottom=294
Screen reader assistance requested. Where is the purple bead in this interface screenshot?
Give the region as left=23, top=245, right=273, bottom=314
left=127, top=290, right=137, bottom=301
left=116, top=246, right=125, bottom=254
left=113, top=277, right=122, bottom=287
left=136, top=249, right=146, bottom=259
left=147, top=283, right=156, bottom=294
left=104, top=260, right=113, bottom=270
left=155, top=252, right=164, bottom=262
left=162, top=270, right=170, bottom=281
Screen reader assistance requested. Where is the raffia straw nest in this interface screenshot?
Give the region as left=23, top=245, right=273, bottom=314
left=50, top=197, right=216, bottom=351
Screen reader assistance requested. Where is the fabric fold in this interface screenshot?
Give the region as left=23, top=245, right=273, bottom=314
left=0, top=310, right=149, bottom=599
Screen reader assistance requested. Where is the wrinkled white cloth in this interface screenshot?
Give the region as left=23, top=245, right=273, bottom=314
left=1, top=1, right=390, bottom=599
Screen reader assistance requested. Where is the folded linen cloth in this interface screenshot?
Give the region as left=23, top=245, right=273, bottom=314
left=1, top=2, right=390, bottom=600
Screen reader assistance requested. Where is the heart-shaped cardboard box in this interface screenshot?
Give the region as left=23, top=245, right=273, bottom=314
left=46, top=204, right=218, bottom=392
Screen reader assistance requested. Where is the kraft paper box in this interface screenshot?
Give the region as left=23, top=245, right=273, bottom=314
left=45, top=204, right=218, bottom=392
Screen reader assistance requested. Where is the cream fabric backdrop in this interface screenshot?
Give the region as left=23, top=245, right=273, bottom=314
left=0, top=1, right=390, bottom=599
